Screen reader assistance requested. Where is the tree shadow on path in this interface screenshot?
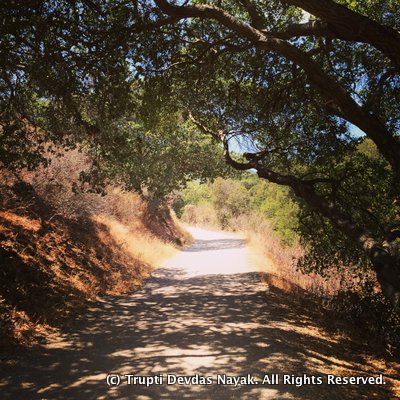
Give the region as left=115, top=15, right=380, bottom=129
left=0, top=236, right=396, bottom=400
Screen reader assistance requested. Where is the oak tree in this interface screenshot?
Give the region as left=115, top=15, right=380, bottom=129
left=144, top=0, right=400, bottom=306
left=1, top=0, right=399, bottom=305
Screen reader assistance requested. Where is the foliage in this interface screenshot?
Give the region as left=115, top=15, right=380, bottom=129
left=0, top=0, right=229, bottom=205
left=138, top=0, right=400, bottom=303
left=296, top=146, right=398, bottom=277
left=94, top=111, right=231, bottom=205
left=211, top=178, right=250, bottom=227
left=1, top=0, right=400, bottom=302
left=176, top=174, right=299, bottom=245
left=0, top=0, right=134, bottom=168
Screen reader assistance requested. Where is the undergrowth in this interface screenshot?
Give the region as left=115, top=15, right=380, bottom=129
left=0, top=150, right=188, bottom=349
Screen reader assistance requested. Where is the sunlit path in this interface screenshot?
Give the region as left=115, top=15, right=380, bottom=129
left=0, top=227, right=393, bottom=399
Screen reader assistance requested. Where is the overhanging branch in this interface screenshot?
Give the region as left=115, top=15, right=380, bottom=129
left=283, top=0, right=400, bottom=70
left=186, top=109, right=400, bottom=305
left=187, top=111, right=256, bottom=170
left=237, top=0, right=264, bottom=29
left=154, top=0, right=400, bottom=179
left=268, top=20, right=354, bottom=41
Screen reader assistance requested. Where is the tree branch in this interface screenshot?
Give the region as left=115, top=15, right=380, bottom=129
left=283, top=0, right=400, bottom=70
left=268, top=20, right=353, bottom=41
left=187, top=111, right=256, bottom=170
left=187, top=110, right=400, bottom=304
left=237, top=0, right=264, bottom=29
left=154, top=0, right=400, bottom=179
left=154, top=0, right=264, bottom=41
left=255, top=165, right=400, bottom=307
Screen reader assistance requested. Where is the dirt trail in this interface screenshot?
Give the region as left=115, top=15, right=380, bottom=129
left=0, top=227, right=397, bottom=399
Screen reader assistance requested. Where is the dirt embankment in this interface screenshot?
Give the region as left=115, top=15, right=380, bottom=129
left=0, top=167, right=188, bottom=349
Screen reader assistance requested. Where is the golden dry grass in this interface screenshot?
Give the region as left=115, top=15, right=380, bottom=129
left=93, top=214, right=178, bottom=272
left=246, top=230, right=339, bottom=296
left=0, top=152, right=188, bottom=348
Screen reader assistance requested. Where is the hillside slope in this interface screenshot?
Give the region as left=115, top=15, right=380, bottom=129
left=0, top=166, right=188, bottom=349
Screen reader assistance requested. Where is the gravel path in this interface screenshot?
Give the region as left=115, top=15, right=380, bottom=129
left=0, top=227, right=394, bottom=399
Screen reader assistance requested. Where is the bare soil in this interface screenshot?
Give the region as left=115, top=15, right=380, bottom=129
left=1, top=227, right=399, bottom=399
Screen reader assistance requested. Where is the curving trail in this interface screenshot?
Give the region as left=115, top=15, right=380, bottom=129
left=0, top=227, right=395, bottom=399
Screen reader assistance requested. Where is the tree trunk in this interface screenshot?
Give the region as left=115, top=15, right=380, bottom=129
left=256, top=167, right=400, bottom=308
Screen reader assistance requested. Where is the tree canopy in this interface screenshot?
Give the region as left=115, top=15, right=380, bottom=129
left=1, top=0, right=399, bottom=306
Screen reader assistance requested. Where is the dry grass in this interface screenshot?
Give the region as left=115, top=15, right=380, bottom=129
left=0, top=149, right=187, bottom=348
left=181, top=203, right=219, bottom=229
left=93, top=214, right=178, bottom=273
left=246, top=227, right=342, bottom=297
left=239, top=216, right=400, bottom=364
